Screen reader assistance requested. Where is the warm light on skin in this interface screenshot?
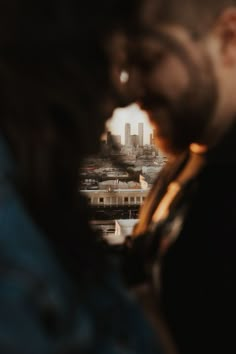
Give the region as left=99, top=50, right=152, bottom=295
left=189, top=143, right=208, bottom=154
left=106, top=103, right=154, bottom=144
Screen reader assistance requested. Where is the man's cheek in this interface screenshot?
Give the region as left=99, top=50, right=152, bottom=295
left=146, top=57, right=190, bottom=100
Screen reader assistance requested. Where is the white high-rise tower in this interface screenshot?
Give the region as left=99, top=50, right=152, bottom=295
left=138, top=122, right=144, bottom=147
left=125, top=123, right=131, bottom=146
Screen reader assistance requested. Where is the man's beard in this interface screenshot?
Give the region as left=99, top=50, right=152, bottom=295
left=140, top=61, right=218, bottom=153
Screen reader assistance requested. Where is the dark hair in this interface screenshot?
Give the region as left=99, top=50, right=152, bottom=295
left=0, top=0, right=140, bottom=281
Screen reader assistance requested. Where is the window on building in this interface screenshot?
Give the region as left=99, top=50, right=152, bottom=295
left=130, top=197, right=135, bottom=203
left=124, top=197, right=129, bottom=203
left=99, top=197, right=104, bottom=203
left=118, top=197, right=123, bottom=204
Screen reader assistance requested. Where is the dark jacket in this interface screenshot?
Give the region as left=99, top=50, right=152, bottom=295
left=0, top=137, right=163, bottom=354
left=126, top=124, right=236, bottom=354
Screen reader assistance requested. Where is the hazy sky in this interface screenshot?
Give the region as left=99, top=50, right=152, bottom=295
left=106, top=104, right=153, bottom=145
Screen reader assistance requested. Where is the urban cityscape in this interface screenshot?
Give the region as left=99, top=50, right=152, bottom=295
left=80, top=111, right=167, bottom=244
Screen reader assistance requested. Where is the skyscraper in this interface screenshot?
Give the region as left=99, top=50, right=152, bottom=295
left=107, top=131, right=112, bottom=147
left=131, top=134, right=139, bottom=148
left=125, top=123, right=131, bottom=146
left=150, top=133, right=153, bottom=145
left=138, top=123, right=144, bottom=147
left=112, top=135, right=121, bottom=145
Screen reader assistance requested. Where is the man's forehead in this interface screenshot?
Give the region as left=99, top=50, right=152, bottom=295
left=138, top=0, right=223, bottom=35
left=139, top=0, right=189, bottom=24
left=138, top=0, right=160, bottom=26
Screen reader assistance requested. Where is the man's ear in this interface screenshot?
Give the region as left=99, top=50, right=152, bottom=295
left=214, top=8, right=236, bottom=66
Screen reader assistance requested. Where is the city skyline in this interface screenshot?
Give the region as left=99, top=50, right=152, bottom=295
left=106, top=104, right=153, bottom=145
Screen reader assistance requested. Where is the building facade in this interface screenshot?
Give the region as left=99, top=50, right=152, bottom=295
left=138, top=122, right=144, bottom=147
left=82, top=188, right=149, bottom=207
left=125, top=123, right=131, bottom=146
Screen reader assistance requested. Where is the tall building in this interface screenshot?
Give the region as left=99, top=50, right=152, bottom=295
left=138, top=123, right=144, bottom=147
left=150, top=133, right=153, bottom=145
left=131, top=134, right=139, bottom=148
left=112, top=135, right=121, bottom=145
left=125, top=123, right=131, bottom=146
left=107, top=131, right=112, bottom=147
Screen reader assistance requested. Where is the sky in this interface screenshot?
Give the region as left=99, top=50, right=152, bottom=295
left=106, top=103, right=154, bottom=145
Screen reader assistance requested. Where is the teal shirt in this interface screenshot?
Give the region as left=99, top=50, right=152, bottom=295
left=0, top=138, right=163, bottom=354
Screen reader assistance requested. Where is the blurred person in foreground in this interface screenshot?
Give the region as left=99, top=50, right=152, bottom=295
left=118, top=0, right=236, bottom=353
left=0, top=0, right=170, bottom=353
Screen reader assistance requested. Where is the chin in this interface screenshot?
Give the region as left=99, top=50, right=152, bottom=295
left=155, top=136, right=186, bottom=157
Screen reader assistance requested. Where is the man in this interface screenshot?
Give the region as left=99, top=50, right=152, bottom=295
left=119, top=1, right=236, bottom=353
